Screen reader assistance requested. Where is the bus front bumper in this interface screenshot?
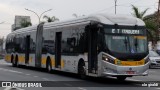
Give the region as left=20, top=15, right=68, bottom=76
left=101, top=61, right=150, bottom=77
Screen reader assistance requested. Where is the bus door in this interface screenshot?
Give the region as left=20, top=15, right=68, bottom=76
left=88, top=26, right=98, bottom=74
left=55, top=32, right=62, bottom=68
left=25, top=35, right=30, bottom=64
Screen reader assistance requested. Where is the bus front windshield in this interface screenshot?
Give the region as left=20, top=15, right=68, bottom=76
left=105, top=35, right=147, bottom=53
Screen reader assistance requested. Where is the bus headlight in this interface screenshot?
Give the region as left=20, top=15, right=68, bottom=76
left=102, top=55, right=108, bottom=61
left=102, top=54, right=114, bottom=64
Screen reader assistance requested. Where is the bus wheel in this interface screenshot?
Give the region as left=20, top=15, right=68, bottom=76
left=46, top=59, right=52, bottom=73
left=78, top=61, right=86, bottom=79
left=15, top=56, right=19, bottom=67
left=117, top=76, right=127, bottom=81
left=11, top=56, right=16, bottom=67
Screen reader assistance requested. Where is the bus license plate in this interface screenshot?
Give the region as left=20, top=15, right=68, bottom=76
left=126, top=71, right=135, bottom=74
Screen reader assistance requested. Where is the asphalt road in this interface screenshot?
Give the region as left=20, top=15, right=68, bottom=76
left=0, top=59, right=159, bottom=90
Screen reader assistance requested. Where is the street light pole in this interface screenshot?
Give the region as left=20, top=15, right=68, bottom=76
left=39, top=9, right=52, bottom=21
left=114, top=0, right=117, bottom=14
left=25, top=8, right=52, bottom=24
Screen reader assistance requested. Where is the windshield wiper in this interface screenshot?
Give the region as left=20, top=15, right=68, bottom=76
left=124, top=37, right=128, bottom=51
left=134, top=38, right=138, bottom=52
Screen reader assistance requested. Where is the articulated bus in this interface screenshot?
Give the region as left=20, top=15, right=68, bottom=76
left=5, top=13, right=149, bottom=80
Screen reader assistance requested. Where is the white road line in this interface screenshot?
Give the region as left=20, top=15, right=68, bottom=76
left=64, top=83, right=72, bottom=87
left=0, top=68, right=23, bottom=74
left=156, top=88, right=160, bottom=89
left=8, top=70, right=23, bottom=74
left=78, top=87, right=87, bottom=90
left=0, top=63, right=11, bottom=65
left=127, top=78, right=141, bottom=81
left=4, top=87, right=25, bottom=90
left=33, top=76, right=38, bottom=78
left=42, top=78, right=49, bottom=81
left=25, top=74, right=31, bottom=76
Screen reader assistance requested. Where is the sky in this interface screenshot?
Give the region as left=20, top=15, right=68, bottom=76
left=0, top=0, right=158, bottom=38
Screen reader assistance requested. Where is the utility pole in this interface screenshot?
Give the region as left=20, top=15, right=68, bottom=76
left=114, top=0, right=117, bottom=14
left=157, top=0, right=160, bottom=43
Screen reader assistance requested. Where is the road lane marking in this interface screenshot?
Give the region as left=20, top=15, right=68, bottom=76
left=78, top=87, right=87, bottom=90
left=64, top=83, right=72, bottom=87
left=4, top=87, right=25, bottom=90
left=8, top=70, right=23, bottom=74
left=156, top=88, right=160, bottom=89
left=25, top=74, right=31, bottom=76
left=127, top=78, right=141, bottom=81
left=42, top=78, right=49, bottom=81
left=0, top=68, right=23, bottom=74
left=34, top=76, right=38, bottom=78
left=42, top=78, right=55, bottom=81
left=0, top=63, right=11, bottom=65
left=0, top=67, right=55, bottom=81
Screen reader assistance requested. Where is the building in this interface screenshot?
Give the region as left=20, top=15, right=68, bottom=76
left=12, top=15, right=31, bottom=32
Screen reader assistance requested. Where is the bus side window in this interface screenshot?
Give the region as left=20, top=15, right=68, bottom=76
left=67, top=37, right=76, bottom=52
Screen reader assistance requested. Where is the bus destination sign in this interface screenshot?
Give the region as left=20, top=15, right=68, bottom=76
left=105, top=29, right=145, bottom=35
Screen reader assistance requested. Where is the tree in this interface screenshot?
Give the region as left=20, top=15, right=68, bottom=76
left=20, top=19, right=32, bottom=28
left=43, top=15, right=59, bottom=22
left=144, top=12, right=159, bottom=42
left=131, top=5, right=149, bottom=20
left=0, top=37, right=4, bottom=56
left=131, top=5, right=157, bottom=42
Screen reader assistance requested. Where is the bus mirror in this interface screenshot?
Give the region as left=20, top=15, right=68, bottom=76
left=114, top=24, right=118, bottom=29
left=97, top=24, right=103, bottom=30
left=134, top=25, right=138, bottom=29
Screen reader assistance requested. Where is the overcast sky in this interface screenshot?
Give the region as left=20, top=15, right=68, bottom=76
left=0, top=0, right=158, bottom=37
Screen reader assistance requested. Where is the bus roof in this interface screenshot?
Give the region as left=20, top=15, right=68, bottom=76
left=44, top=13, right=145, bottom=29
left=10, top=13, right=145, bottom=35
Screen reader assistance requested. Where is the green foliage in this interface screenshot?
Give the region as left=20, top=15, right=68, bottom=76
left=43, top=15, right=59, bottom=22
left=131, top=5, right=149, bottom=20
left=144, top=12, right=158, bottom=41
left=131, top=5, right=157, bottom=41
left=20, top=19, right=32, bottom=28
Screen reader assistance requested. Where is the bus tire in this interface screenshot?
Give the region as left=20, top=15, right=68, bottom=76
left=78, top=61, right=86, bottom=79
left=11, top=55, right=16, bottom=67
left=15, top=55, right=19, bottom=67
left=117, top=76, right=127, bottom=81
left=46, top=58, right=52, bottom=73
